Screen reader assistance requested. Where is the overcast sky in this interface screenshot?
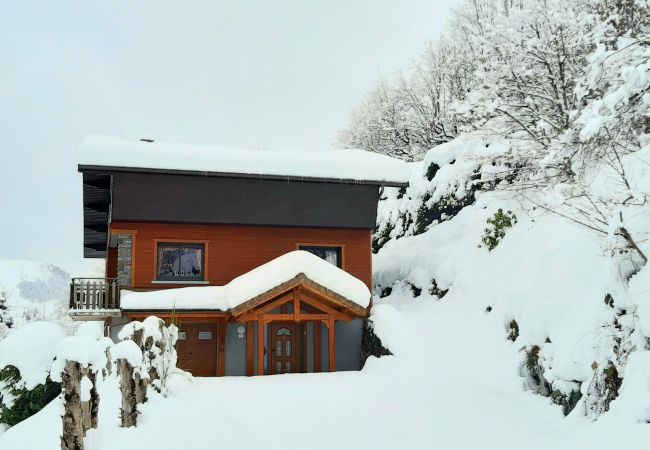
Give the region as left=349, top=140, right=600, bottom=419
left=0, top=0, right=454, bottom=275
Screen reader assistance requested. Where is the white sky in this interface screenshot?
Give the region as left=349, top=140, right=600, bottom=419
left=0, top=0, right=454, bottom=275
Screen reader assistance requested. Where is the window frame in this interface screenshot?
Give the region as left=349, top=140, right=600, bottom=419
left=297, top=244, right=344, bottom=269
left=153, top=240, right=209, bottom=283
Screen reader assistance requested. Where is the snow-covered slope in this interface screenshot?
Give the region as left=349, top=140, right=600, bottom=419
left=373, top=135, right=650, bottom=421
left=0, top=259, right=74, bottom=334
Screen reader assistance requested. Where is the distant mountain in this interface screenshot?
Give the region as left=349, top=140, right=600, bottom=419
left=0, top=260, right=74, bottom=336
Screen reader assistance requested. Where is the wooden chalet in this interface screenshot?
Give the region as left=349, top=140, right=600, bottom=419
left=70, top=135, right=408, bottom=376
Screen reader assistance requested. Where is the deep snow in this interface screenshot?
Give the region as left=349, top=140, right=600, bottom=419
left=2, top=297, right=649, bottom=450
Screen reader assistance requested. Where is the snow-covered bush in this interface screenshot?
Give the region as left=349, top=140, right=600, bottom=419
left=0, top=322, right=65, bottom=426
left=117, top=316, right=179, bottom=395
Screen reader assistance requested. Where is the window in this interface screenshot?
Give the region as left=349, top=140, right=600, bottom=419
left=156, top=242, right=205, bottom=281
left=299, top=246, right=342, bottom=268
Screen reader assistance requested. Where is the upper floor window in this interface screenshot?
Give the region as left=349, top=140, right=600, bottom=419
left=299, top=245, right=342, bottom=268
left=156, top=242, right=205, bottom=281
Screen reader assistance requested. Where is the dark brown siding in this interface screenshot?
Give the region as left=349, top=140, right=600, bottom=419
left=110, top=172, right=380, bottom=229
left=106, top=247, right=117, bottom=279
left=110, top=222, right=372, bottom=290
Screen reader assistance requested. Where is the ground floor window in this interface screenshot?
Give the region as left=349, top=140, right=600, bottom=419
left=298, top=245, right=342, bottom=268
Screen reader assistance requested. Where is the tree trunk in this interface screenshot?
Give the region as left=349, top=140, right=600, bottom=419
left=117, top=358, right=148, bottom=428
left=117, top=359, right=137, bottom=428
left=60, top=361, right=84, bottom=450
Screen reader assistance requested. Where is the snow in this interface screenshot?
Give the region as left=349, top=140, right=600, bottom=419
left=121, top=250, right=371, bottom=310
left=49, top=336, right=110, bottom=382
left=80, top=375, right=93, bottom=402
left=0, top=322, right=64, bottom=390
left=110, top=340, right=143, bottom=367
left=78, top=135, right=410, bottom=185
left=75, top=321, right=105, bottom=339
left=2, top=297, right=650, bottom=450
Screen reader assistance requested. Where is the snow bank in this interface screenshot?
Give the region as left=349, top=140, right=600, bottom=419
left=373, top=132, right=650, bottom=419
left=0, top=322, right=64, bottom=390
left=121, top=250, right=371, bottom=310
left=79, top=135, right=410, bottom=185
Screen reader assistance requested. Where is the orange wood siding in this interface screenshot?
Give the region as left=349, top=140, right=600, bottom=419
left=109, top=222, right=372, bottom=290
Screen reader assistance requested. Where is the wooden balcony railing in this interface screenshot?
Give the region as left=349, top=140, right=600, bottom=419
left=69, top=278, right=120, bottom=311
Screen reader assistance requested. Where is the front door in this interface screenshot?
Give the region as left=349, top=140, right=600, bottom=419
left=268, top=322, right=297, bottom=374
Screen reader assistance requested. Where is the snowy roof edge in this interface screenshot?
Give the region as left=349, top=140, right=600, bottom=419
left=77, top=135, right=410, bottom=187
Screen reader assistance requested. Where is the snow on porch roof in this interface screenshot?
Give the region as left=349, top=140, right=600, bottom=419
left=78, top=135, right=410, bottom=187
left=120, top=250, right=371, bottom=311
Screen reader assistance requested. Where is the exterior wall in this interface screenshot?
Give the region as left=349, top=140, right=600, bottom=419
left=110, top=172, right=380, bottom=229
left=225, top=323, right=246, bottom=376
left=334, top=319, right=363, bottom=371
left=109, top=317, right=363, bottom=376
left=108, top=221, right=372, bottom=290
left=106, top=247, right=118, bottom=279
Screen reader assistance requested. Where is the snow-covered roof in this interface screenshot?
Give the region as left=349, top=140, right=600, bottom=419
left=120, top=250, right=371, bottom=311
left=78, top=135, right=410, bottom=186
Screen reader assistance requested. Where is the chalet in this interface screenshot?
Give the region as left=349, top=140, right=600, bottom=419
left=70, top=135, right=409, bottom=376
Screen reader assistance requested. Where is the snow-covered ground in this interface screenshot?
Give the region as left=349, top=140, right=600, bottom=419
left=2, top=294, right=649, bottom=450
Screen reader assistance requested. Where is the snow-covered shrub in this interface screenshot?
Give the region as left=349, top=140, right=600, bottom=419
left=0, top=366, right=60, bottom=426
left=0, top=289, right=14, bottom=329
left=360, top=320, right=392, bottom=368
left=481, top=209, right=517, bottom=251
left=585, top=361, right=623, bottom=418
left=0, top=322, right=65, bottom=427
left=118, top=316, right=178, bottom=394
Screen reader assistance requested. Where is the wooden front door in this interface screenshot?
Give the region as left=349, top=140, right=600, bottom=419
left=268, top=322, right=297, bottom=374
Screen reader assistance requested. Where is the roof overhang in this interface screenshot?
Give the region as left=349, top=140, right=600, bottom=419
left=78, top=164, right=409, bottom=188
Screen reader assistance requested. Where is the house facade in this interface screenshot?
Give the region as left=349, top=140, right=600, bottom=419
left=70, top=136, right=408, bottom=377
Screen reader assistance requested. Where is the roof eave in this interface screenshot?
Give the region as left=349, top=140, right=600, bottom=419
left=77, top=164, right=409, bottom=188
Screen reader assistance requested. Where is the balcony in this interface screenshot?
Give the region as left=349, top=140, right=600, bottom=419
left=69, top=278, right=122, bottom=320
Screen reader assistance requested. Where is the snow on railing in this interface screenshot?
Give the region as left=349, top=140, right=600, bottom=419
left=69, top=278, right=120, bottom=311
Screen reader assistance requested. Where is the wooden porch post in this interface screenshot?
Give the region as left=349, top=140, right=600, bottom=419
left=246, top=321, right=254, bottom=376
left=328, top=318, right=336, bottom=372
left=217, top=319, right=227, bottom=376
left=257, top=317, right=265, bottom=376
left=313, top=320, right=321, bottom=373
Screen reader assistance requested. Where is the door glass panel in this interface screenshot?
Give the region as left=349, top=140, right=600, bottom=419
left=286, top=340, right=291, bottom=356
left=286, top=361, right=291, bottom=372
left=276, top=339, right=282, bottom=357
left=276, top=362, right=282, bottom=373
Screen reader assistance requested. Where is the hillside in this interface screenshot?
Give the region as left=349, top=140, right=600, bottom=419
left=0, top=260, right=75, bottom=336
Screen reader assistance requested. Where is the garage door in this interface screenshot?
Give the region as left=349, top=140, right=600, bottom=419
left=176, top=323, right=219, bottom=376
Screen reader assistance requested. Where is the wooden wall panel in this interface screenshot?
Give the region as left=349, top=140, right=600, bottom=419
left=109, top=222, right=372, bottom=290
left=106, top=247, right=117, bottom=279
left=175, top=322, right=218, bottom=376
